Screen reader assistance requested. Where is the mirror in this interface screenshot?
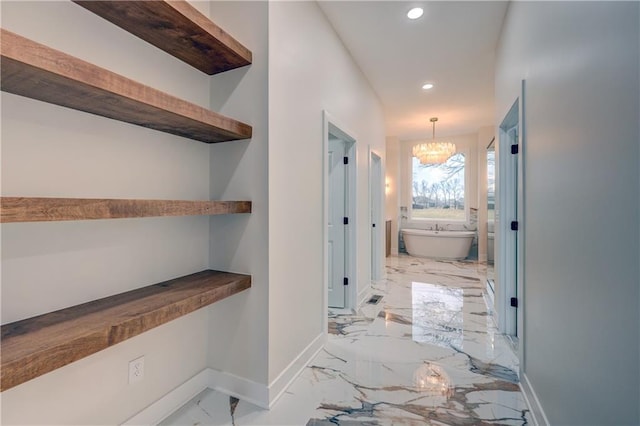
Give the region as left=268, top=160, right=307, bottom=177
left=486, top=139, right=495, bottom=285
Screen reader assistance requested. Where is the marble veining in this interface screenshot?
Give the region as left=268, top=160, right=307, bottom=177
left=161, top=255, right=530, bottom=426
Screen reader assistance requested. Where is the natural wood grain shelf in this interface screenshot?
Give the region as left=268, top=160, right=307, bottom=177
left=0, top=29, right=252, bottom=144
left=73, top=0, right=252, bottom=75
left=0, top=197, right=252, bottom=223
left=1, top=270, right=251, bottom=391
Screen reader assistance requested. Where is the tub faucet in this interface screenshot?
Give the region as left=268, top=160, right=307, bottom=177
left=435, top=224, right=439, bottom=231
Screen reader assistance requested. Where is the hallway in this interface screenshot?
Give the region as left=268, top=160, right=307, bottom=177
left=163, top=256, right=530, bottom=425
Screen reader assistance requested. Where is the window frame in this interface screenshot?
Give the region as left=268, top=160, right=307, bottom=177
left=407, top=142, right=469, bottom=224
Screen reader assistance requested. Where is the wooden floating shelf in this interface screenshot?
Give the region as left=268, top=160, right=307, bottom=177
left=73, top=0, right=252, bottom=75
left=0, top=29, right=252, bottom=144
left=0, top=197, right=252, bottom=223
left=1, top=270, right=251, bottom=391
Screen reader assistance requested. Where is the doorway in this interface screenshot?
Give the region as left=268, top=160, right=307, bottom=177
left=497, top=81, right=525, bottom=350
left=500, top=115, right=518, bottom=336
left=370, top=150, right=383, bottom=282
left=323, top=111, right=357, bottom=310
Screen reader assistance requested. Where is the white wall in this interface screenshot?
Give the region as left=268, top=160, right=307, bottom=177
left=267, top=1, right=385, bottom=384
left=385, top=136, right=400, bottom=255
left=2, top=1, right=387, bottom=417
left=495, top=2, right=639, bottom=424
left=1, top=1, right=215, bottom=423
left=207, top=1, right=270, bottom=389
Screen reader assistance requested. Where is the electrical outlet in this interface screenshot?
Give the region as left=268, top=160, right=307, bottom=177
left=128, top=356, right=144, bottom=384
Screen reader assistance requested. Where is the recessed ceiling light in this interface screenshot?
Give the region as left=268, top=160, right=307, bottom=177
left=407, top=7, right=424, bottom=20
left=422, top=83, right=434, bottom=90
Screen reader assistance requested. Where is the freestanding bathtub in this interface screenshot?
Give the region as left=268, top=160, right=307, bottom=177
left=401, top=228, right=475, bottom=260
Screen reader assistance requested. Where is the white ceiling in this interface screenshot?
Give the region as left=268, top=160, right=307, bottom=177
left=318, top=1, right=509, bottom=141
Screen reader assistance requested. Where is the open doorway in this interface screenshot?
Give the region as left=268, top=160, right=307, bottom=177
left=323, top=111, right=357, bottom=311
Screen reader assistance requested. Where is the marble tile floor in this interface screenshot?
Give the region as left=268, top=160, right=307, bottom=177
left=161, top=255, right=531, bottom=426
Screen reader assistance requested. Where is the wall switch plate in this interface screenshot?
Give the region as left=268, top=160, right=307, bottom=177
left=128, top=356, right=144, bottom=384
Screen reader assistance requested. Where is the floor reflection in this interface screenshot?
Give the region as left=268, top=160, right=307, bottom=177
left=411, top=282, right=464, bottom=348
left=413, top=362, right=454, bottom=401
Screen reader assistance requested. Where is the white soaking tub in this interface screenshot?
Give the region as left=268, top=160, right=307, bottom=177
left=401, top=229, right=475, bottom=260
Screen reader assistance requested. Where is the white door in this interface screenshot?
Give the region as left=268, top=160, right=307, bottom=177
left=370, top=152, right=383, bottom=281
left=328, top=138, right=346, bottom=308
left=498, top=99, right=521, bottom=338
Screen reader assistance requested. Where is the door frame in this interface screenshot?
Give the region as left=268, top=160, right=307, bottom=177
left=369, top=147, right=384, bottom=282
left=497, top=80, right=526, bottom=366
left=498, top=103, right=518, bottom=337
left=322, top=111, right=358, bottom=325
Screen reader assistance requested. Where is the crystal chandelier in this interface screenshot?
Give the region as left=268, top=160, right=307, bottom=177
left=412, top=117, right=456, bottom=165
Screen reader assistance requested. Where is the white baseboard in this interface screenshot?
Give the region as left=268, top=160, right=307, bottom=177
left=267, top=332, right=325, bottom=408
left=208, top=368, right=269, bottom=409
left=123, top=333, right=327, bottom=424
left=209, top=332, right=326, bottom=409
left=122, top=369, right=210, bottom=426
left=520, top=372, right=549, bottom=426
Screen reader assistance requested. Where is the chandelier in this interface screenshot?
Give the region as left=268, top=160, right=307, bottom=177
left=412, top=117, right=456, bottom=165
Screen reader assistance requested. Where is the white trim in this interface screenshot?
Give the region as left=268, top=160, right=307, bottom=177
left=520, top=373, right=549, bottom=426
left=516, top=79, right=526, bottom=366
left=122, top=369, right=211, bottom=426
left=267, top=332, right=325, bottom=408
left=208, top=368, right=269, bottom=409
left=122, top=334, right=326, bottom=424
left=345, top=140, right=358, bottom=309
left=497, top=99, right=519, bottom=336
left=322, top=111, right=330, bottom=333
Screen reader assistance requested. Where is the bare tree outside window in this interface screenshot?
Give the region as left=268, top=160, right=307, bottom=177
left=411, top=153, right=465, bottom=220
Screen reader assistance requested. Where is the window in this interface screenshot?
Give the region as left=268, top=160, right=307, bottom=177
left=487, top=148, right=495, bottom=221
left=411, top=152, right=465, bottom=220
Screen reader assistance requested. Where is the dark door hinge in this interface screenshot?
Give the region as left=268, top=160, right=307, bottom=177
left=372, top=223, right=376, bottom=227
left=511, top=144, right=519, bottom=155
left=343, top=277, right=349, bottom=286
left=510, top=221, right=519, bottom=231
left=510, top=297, right=519, bottom=308
left=343, top=217, right=349, bottom=225
left=343, top=156, right=349, bottom=165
